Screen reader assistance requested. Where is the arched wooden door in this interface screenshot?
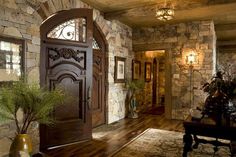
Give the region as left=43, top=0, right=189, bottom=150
left=40, top=9, right=93, bottom=150
left=92, top=23, right=107, bottom=128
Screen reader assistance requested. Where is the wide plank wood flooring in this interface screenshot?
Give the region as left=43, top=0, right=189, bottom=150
left=41, top=114, right=184, bottom=157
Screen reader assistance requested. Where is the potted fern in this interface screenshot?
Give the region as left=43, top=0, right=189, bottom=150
left=126, top=79, right=144, bottom=118
left=0, top=81, right=65, bottom=157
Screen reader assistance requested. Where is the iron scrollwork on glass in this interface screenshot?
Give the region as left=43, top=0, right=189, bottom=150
left=47, top=18, right=87, bottom=42
left=92, top=38, right=101, bottom=50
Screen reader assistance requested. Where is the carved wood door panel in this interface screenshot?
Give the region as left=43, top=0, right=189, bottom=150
left=40, top=9, right=93, bottom=150
left=92, top=25, right=107, bottom=128
left=92, top=49, right=105, bottom=127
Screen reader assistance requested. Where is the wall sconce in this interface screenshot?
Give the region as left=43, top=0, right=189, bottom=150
left=185, top=51, right=198, bottom=109
left=186, top=52, right=198, bottom=66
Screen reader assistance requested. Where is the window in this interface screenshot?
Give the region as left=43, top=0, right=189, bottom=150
left=0, top=37, right=24, bottom=84
left=47, top=18, right=87, bottom=42
left=92, top=38, right=101, bottom=50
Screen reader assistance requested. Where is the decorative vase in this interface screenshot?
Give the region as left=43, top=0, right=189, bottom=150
left=128, top=96, right=139, bottom=118
left=9, top=134, right=32, bottom=157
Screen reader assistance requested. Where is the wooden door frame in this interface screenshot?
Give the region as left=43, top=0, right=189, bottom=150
left=93, top=22, right=109, bottom=125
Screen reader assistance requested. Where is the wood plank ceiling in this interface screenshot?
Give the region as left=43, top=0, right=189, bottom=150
left=81, top=0, right=236, bottom=42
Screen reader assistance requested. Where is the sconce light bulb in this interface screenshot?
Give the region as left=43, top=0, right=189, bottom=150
left=186, top=53, right=196, bottom=65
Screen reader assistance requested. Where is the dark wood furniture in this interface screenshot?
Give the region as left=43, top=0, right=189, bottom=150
left=183, top=119, right=236, bottom=157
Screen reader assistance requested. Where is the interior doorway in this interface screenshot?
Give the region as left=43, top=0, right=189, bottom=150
left=152, top=50, right=166, bottom=107
left=152, top=51, right=166, bottom=114
left=142, top=50, right=166, bottom=115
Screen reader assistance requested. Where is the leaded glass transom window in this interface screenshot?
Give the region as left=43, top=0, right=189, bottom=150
left=92, top=38, right=101, bottom=50
left=0, top=40, right=23, bottom=82
left=47, top=18, right=87, bottom=42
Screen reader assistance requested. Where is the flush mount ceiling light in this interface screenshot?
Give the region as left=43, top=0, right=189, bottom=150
left=156, top=0, right=174, bottom=21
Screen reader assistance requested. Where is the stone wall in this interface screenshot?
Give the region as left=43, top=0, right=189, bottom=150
left=0, top=1, right=42, bottom=156
left=133, top=21, right=216, bottom=120
left=0, top=0, right=133, bottom=156
left=218, top=48, right=236, bottom=79
left=93, top=9, right=133, bottom=124
left=134, top=52, right=152, bottom=110
left=0, top=1, right=42, bottom=82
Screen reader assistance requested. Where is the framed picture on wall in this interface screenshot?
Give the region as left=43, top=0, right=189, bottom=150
left=145, top=62, right=152, bottom=82
left=132, top=60, right=141, bottom=80
left=114, top=56, right=126, bottom=83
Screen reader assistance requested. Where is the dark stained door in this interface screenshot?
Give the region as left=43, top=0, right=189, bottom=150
left=92, top=49, right=105, bottom=127
left=40, top=9, right=93, bottom=150
left=152, top=58, right=158, bottom=107
left=92, top=24, right=107, bottom=128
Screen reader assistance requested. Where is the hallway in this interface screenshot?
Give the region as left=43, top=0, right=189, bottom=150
left=41, top=114, right=183, bottom=157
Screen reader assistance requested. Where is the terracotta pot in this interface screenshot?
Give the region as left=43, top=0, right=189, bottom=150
left=9, top=134, right=32, bottom=157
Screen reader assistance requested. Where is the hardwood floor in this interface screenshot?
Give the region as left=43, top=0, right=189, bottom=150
left=41, top=114, right=184, bottom=157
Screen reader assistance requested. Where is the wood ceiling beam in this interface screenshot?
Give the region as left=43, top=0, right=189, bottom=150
left=80, top=0, right=159, bottom=12
left=133, top=43, right=172, bottom=52
left=218, top=45, right=236, bottom=50
left=215, top=23, right=236, bottom=31
left=80, top=0, right=236, bottom=13
left=217, top=40, right=236, bottom=46
left=215, top=23, right=236, bottom=40
left=216, top=32, right=236, bottom=41
left=105, top=2, right=236, bottom=27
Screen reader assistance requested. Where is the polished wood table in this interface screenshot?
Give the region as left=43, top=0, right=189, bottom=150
left=183, top=119, right=236, bottom=157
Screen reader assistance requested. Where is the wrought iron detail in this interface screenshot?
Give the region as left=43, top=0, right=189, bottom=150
left=47, top=18, right=87, bottom=42
left=93, top=57, right=101, bottom=66
left=92, top=38, right=101, bottom=50
left=48, top=48, right=84, bottom=63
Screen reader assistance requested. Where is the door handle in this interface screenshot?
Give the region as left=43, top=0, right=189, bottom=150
left=87, top=86, right=91, bottom=109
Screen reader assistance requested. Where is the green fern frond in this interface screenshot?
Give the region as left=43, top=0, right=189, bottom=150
left=0, top=111, right=14, bottom=122
left=0, top=80, right=65, bottom=133
left=37, top=116, right=54, bottom=125
left=0, top=88, right=16, bottom=114
left=34, top=90, right=64, bottom=124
